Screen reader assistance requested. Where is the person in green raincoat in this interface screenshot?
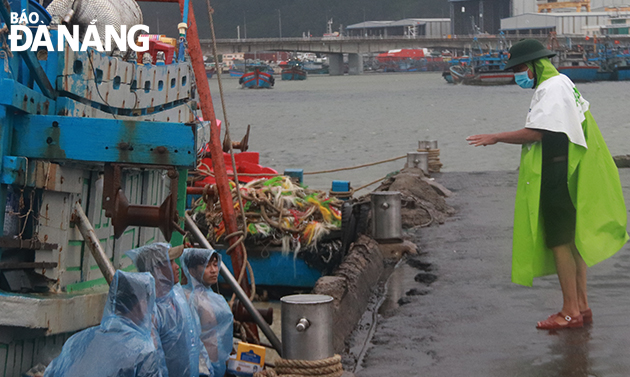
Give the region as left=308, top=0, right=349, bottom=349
left=466, top=39, right=628, bottom=330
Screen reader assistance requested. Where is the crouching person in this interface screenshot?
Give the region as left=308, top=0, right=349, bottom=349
left=126, top=243, right=204, bottom=377
left=182, top=248, right=234, bottom=377
left=45, top=271, right=165, bottom=377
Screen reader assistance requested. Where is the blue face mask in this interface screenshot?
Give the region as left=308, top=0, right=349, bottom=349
left=514, top=70, right=534, bottom=89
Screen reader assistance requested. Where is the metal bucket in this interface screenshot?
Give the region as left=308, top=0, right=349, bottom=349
left=281, top=294, right=334, bottom=360
left=370, top=191, right=402, bottom=242
left=407, top=152, right=429, bottom=173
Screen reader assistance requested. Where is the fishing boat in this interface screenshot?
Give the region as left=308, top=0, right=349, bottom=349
left=0, top=0, right=208, bottom=373
left=442, top=70, right=454, bottom=83
left=449, top=58, right=514, bottom=86
left=205, top=65, right=216, bottom=79
left=239, top=65, right=275, bottom=88
left=281, top=60, right=307, bottom=80
left=446, top=36, right=514, bottom=86
left=557, top=51, right=600, bottom=82
left=229, top=60, right=246, bottom=77
left=303, top=61, right=329, bottom=74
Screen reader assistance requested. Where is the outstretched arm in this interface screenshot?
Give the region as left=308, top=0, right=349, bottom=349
left=466, top=128, right=543, bottom=147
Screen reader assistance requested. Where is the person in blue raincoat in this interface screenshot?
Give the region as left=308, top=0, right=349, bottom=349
left=182, top=248, right=234, bottom=377
left=127, top=243, right=204, bottom=377
left=44, top=271, right=164, bottom=377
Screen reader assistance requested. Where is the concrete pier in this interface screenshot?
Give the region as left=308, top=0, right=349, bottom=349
left=348, top=53, right=363, bottom=75
left=328, top=54, right=344, bottom=76
left=352, top=170, right=630, bottom=376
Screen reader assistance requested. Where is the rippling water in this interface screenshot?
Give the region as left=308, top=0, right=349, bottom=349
left=208, top=73, right=630, bottom=191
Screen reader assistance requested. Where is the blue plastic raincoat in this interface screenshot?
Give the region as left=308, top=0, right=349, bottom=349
left=182, top=248, right=234, bottom=377
left=127, top=243, right=203, bottom=377
left=44, top=271, right=165, bottom=377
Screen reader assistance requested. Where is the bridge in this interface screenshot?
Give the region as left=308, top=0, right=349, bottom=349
left=200, top=35, right=630, bottom=75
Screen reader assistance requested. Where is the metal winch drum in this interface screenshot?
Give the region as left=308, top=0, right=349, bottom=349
left=281, top=294, right=334, bottom=360
left=407, top=151, right=429, bottom=173
left=370, top=191, right=402, bottom=242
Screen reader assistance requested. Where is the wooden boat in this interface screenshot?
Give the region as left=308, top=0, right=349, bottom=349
left=557, top=51, right=600, bottom=82
left=281, top=61, right=307, bottom=80
left=239, top=66, right=275, bottom=88
left=449, top=64, right=514, bottom=85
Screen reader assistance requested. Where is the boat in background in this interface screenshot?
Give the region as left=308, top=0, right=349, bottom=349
left=557, top=51, right=599, bottom=82
left=281, top=60, right=307, bottom=80
left=205, top=65, right=216, bottom=79
left=303, top=61, right=329, bottom=74
left=239, top=65, right=275, bottom=88
left=446, top=35, right=513, bottom=86
left=375, top=48, right=447, bottom=72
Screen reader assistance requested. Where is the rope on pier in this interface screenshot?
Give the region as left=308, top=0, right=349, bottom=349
left=254, top=355, right=344, bottom=377
left=303, top=155, right=406, bottom=175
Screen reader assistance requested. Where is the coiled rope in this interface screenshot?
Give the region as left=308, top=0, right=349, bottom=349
left=253, top=355, right=344, bottom=377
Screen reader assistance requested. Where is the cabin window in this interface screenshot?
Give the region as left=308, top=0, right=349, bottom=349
left=158, top=80, right=164, bottom=91
left=144, top=81, right=151, bottom=93
left=73, top=60, right=83, bottom=74
left=171, top=78, right=176, bottom=88
left=94, top=69, right=103, bottom=84
left=182, top=76, right=187, bottom=86
left=113, top=76, right=121, bottom=89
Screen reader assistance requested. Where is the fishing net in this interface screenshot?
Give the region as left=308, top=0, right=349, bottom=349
left=192, top=177, right=344, bottom=270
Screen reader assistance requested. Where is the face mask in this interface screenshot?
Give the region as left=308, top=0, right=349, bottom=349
left=514, top=70, right=534, bottom=89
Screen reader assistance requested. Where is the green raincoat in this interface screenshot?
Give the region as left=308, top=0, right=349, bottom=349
left=511, top=58, right=629, bottom=287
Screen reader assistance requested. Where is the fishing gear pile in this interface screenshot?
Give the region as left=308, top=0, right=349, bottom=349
left=193, top=176, right=343, bottom=254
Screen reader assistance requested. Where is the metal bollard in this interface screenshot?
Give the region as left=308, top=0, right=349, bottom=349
left=370, top=191, right=402, bottom=242
left=428, top=140, right=438, bottom=150
left=418, top=140, right=431, bottom=150
left=407, top=151, right=429, bottom=174
left=281, top=294, right=334, bottom=360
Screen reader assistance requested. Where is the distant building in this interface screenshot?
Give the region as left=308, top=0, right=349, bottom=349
left=500, top=11, right=630, bottom=35
left=345, top=18, right=451, bottom=38
left=511, top=0, right=630, bottom=16
left=448, top=0, right=511, bottom=35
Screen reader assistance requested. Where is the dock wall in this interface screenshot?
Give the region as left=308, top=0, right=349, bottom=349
left=313, top=235, right=384, bottom=352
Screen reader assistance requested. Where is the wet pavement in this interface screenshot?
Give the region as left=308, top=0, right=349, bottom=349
left=352, top=169, right=630, bottom=377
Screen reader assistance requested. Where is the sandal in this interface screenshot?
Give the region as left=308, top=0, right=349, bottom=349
left=581, top=308, right=593, bottom=325
left=536, top=312, right=583, bottom=330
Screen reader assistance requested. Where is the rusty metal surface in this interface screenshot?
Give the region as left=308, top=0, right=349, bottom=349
left=103, top=164, right=181, bottom=241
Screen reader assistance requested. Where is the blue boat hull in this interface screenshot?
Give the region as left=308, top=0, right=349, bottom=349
left=558, top=66, right=599, bottom=82
left=240, top=69, right=274, bottom=88
left=281, top=69, right=307, bottom=80
left=614, top=66, right=630, bottom=81
left=216, top=249, right=322, bottom=288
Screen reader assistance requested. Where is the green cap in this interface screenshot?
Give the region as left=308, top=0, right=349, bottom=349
left=503, top=39, right=556, bottom=71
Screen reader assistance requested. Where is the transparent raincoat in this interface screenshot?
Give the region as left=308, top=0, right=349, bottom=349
left=182, top=248, right=234, bottom=377
left=44, top=271, right=164, bottom=377
left=127, top=243, right=203, bottom=377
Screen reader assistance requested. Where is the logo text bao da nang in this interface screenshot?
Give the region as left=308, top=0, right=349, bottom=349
left=8, top=11, right=150, bottom=52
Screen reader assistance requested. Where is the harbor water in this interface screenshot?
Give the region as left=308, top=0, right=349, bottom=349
left=209, top=73, right=630, bottom=189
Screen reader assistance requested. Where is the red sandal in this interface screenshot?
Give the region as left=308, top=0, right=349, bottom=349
left=581, top=308, right=593, bottom=325
left=536, top=312, right=583, bottom=330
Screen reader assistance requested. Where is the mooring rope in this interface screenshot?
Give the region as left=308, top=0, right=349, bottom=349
left=253, top=355, right=344, bottom=377
left=303, top=155, right=406, bottom=175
